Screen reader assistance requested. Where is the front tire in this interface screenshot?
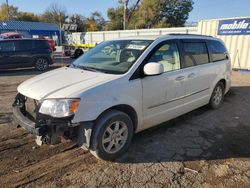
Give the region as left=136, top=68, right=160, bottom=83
left=34, top=57, right=49, bottom=71
left=74, top=49, right=83, bottom=58
left=90, top=110, right=134, bottom=161
left=209, top=82, right=225, bottom=109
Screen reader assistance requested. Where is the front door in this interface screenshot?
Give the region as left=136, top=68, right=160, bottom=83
left=142, top=40, right=186, bottom=129
left=0, top=41, right=16, bottom=69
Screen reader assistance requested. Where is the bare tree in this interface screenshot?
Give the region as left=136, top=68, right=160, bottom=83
left=41, top=3, right=68, bottom=27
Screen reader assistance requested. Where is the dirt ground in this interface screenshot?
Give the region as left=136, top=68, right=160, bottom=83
left=0, top=67, right=250, bottom=188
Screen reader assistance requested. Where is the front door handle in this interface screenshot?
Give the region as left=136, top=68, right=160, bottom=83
left=175, top=76, right=185, bottom=81
left=187, top=73, right=195, bottom=78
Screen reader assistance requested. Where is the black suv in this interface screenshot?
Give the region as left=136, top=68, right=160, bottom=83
left=0, top=39, right=54, bottom=71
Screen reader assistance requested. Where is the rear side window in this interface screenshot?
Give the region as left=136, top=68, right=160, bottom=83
left=209, top=40, right=228, bottom=62
left=32, top=40, right=50, bottom=49
left=0, top=41, right=15, bottom=52
left=183, top=42, right=209, bottom=68
left=15, top=41, right=32, bottom=51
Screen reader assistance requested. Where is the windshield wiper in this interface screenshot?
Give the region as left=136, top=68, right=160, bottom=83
left=72, top=65, right=119, bottom=74
left=78, top=66, right=104, bottom=73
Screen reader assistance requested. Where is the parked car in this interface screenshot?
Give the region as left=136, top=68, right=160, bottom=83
left=0, top=32, right=22, bottom=39
left=13, top=34, right=231, bottom=160
left=0, top=33, right=56, bottom=52
left=46, top=38, right=56, bottom=51
left=0, top=39, right=54, bottom=71
left=62, top=44, right=96, bottom=58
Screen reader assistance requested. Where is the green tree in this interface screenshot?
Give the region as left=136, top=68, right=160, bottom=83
left=106, top=7, right=124, bottom=30
left=18, top=12, right=40, bottom=22
left=106, top=1, right=141, bottom=30
left=0, top=3, right=41, bottom=22
left=107, top=0, right=193, bottom=30
left=0, top=3, right=19, bottom=20
left=130, top=0, right=160, bottom=29
left=86, top=11, right=105, bottom=31
left=136, top=0, right=193, bottom=28
left=158, top=0, right=194, bottom=27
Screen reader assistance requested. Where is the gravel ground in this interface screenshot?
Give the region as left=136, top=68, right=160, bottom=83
left=0, top=67, right=250, bottom=188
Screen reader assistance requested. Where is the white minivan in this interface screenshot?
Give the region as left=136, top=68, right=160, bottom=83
left=13, top=34, right=231, bottom=160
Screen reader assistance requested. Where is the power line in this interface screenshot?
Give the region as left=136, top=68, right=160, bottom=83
left=127, top=0, right=141, bottom=23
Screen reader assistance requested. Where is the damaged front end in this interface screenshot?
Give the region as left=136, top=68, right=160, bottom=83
left=12, top=93, right=92, bottom=149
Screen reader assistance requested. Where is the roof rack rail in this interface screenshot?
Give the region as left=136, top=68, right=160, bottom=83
left=168, top=33, right=213, bottom=37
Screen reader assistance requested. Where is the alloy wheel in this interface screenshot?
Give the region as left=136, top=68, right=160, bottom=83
left=102, top=121, right=128, bottom=154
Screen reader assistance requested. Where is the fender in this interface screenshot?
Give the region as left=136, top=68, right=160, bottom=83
left=72, top=79, right=143, bottom=132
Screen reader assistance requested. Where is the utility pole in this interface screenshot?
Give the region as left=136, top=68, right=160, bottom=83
left=59, top=12, right=63, bottom=45
left=123, top=0, right=128, bottom=30
left=6, top=0, right=10, bottom=20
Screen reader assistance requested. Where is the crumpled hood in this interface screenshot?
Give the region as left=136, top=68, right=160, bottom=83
left=18, top=67, right=117, bottom=100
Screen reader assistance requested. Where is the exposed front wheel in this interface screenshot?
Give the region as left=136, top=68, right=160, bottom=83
left=35, top=58, right=49, bottom=71
left=209, top=82, right=225, bottom=109
left=90, top=110, right=134, bottom=161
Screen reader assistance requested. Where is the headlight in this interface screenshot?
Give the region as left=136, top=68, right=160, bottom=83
left=39, top=99, right=80, bottom=118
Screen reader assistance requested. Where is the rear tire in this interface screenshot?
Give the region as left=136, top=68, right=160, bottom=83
left=209, top=82, right=225, bottom=109
left=35, top=57, right=49, bottom=71
left=90, top=110, right=134, bottom=161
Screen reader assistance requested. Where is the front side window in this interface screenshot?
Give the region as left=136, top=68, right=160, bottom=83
left=71, top=40, right=152, bottom=74
left=148, top=43, right=180, bottom=72
left=183, top=42, right=209, bottom=67
left=209, top=40, right=228, bottom=62
left=0, top=41, right=15, bottom=52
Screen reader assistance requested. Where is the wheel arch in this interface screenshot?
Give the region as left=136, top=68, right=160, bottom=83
left=97, top=104, right=138, bottom=132
left=218, top=79, right=226, bottom=92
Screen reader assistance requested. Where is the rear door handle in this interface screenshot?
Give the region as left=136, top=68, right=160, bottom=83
left=187, top=73, right=195, bottom=78
left=175, top=76, right=185, bottom=81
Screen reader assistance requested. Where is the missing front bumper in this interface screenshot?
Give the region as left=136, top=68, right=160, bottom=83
left=12, top=93, right=93, bottom=148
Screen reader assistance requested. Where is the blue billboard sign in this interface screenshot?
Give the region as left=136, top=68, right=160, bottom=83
left=218, top=18, right=250, bottom=35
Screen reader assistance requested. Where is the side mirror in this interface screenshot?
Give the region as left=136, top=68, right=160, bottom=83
left=143, top=62, right=164, bottom=76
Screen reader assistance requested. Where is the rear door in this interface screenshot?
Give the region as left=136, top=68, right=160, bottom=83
left=32, top=40, right=52, bottom=59
left=13, top=40, right=33, bottom=67
left=179, top=39, right=213, bottom=107
left=0, top=41, right=16, bottom=69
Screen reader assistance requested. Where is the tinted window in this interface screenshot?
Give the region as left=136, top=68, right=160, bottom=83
left=183, top=42, right=209, bottom=67
left=209, top=40, right=227, bottom=62
left=15, top=40, right=32, bottom=51
left=33, top=40, right=50, bottom=49
left=0, top=41, right=15, bottom=52
left=148, top=43, right=180, bottom=72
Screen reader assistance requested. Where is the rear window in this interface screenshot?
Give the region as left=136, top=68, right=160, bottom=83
left=183, top=42, right=209, bottom=67
left=209, top=40, right=228, bottom=62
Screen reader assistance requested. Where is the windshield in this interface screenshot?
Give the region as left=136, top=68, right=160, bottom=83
left=70, top=40, right=152, bottom=74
